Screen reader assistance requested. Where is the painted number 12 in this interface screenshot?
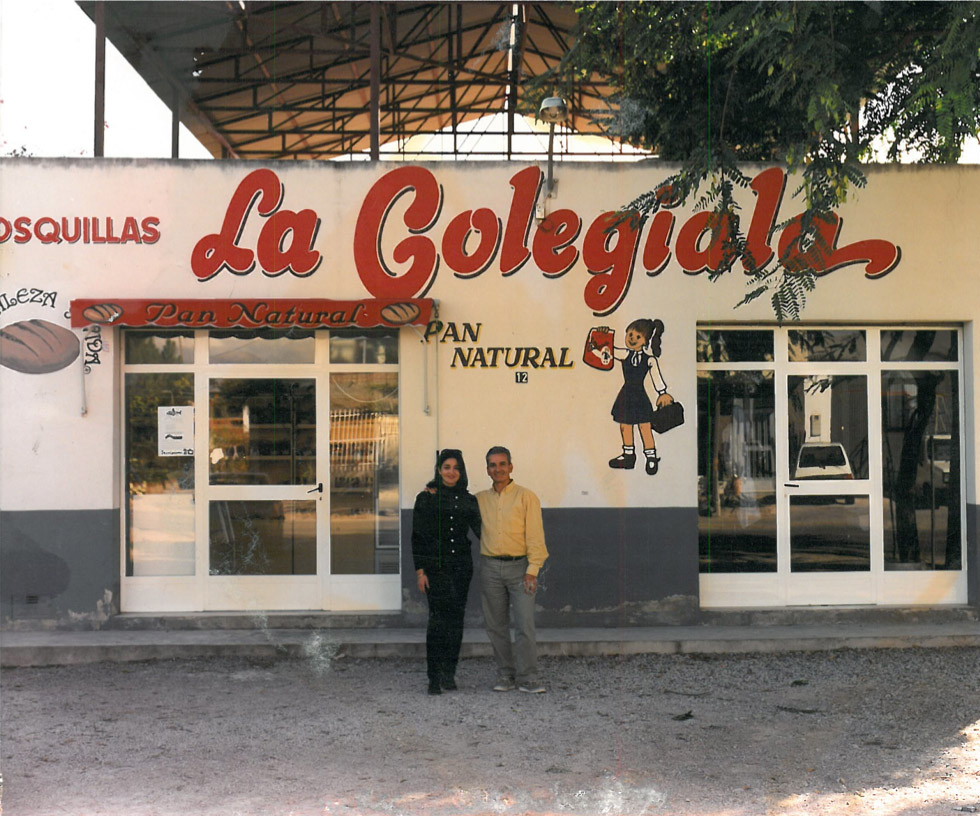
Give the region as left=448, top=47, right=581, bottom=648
left=515, top=372, right=528, bottom=384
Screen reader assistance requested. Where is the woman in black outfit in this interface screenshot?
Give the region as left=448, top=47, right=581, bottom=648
left=412, top=449, right=481, bottom=695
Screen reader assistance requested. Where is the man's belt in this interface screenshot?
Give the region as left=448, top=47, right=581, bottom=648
left=485, top=554, right=526, bottom=561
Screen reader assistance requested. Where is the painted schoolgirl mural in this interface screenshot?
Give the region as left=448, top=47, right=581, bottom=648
left=584, top=319, right=683, bottom=475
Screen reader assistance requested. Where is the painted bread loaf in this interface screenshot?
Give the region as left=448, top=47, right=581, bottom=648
left=81, top=302, right=123, bottom=324
left=0, top=319, right=80, bottom=374
left=379, top=302, right=421, bottom=325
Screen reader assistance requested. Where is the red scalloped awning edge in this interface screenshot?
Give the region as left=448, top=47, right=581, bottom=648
left=70, top=298, right=434, bottom=330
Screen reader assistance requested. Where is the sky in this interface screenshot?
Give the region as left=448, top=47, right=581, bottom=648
left=0, top=0, right=212, bottom=159
left=1, top=0, right=977, bottom=163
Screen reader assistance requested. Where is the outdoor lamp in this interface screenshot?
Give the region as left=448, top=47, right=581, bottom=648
left=539, top=96, right=569, bottom=207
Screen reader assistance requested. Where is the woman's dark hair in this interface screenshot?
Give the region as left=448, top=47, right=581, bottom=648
left=427, top=448, right=469, bottom=490
left=626, top=318, right=665, bottom=358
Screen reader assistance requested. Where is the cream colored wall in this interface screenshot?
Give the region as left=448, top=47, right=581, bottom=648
left=1, top=159, right=977, bottom=515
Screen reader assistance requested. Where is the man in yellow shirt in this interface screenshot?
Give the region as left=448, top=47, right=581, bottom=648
left=476, top=446, right=549, bottom=693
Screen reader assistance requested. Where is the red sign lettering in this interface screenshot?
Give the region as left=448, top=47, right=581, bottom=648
left=193, top=165, right=899, bottom=315
left=0, top=216, right=159, bottom=245
left=352, top=165, right=442, bottom=298
left=191, top=168, right=321, bottom=281
left=70, top=298, right=434, bottom=330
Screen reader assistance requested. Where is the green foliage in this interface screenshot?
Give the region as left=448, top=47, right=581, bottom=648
left=533, top=1, right=980, bottom=318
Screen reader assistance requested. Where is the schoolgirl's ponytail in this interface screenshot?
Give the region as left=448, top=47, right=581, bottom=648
left=648, top=319, right=665, bottom=358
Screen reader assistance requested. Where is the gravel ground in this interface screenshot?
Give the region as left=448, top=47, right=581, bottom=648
left=1, top=647, right=979, bottom=816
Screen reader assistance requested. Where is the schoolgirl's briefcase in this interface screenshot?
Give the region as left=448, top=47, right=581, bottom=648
left=651, top=400, right=685, bottom=434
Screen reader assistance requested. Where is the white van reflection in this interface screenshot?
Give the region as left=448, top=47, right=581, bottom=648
left=793, top=443, right=854, bottom=480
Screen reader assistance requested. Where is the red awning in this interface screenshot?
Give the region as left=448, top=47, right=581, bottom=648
left=70, top=298, right=434, bottom=330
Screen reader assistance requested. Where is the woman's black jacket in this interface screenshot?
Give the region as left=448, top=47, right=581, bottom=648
left=411, top=485, right=481, bottom=574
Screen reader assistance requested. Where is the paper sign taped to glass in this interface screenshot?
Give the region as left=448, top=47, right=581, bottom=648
left=158, top=406, right=195, bottom=456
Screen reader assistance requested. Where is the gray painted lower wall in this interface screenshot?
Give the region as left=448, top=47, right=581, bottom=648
left=2, top=503, right=975, bottom=628
left=400, top=506, right=701, bottom=627
left=1, top=509, right=119, bottom=626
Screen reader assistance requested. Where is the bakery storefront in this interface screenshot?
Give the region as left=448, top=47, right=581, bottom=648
left=1, top=158, right=977, bottom=626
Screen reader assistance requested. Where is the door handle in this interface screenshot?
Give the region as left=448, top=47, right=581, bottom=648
left=308, top=483, right=323, bottom=493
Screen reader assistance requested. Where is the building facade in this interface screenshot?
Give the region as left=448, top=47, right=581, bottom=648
left=1, top=158, right=976, bottom=627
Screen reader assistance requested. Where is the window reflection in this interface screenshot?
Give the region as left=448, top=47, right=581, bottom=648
left=881, top=330, right=957, bottom=363
left=126, top=331, right=194, bottom=364
left=698, top=370, right=777, bottom=573
left=209, top=500, right=316, bottom=575
left=209, top=379, right=316, bottom=486
left=330, top=329, right=398, bottom=364
left=788, top=330, right=866, bottom=362
left=209, top=329, right=314, bottom=364
left=790, top=496, right=870, bottom=571
left=881, top=371, right=961, bottom=570
left=125, top=372, right=195, bottom=576
left=788, top=375, right=868, bottom=480
left=696, top=329, right=773, bottom=363
left=329, top=373, right=399, bottom=575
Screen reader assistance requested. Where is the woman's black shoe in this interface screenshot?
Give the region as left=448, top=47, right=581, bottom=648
left=427, top=681, right=442, bottom=695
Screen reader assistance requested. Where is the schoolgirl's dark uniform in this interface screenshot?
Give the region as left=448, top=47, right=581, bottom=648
left=411, top=484, right=481, bottom=686
left=611, top=350, right=656, bottom=424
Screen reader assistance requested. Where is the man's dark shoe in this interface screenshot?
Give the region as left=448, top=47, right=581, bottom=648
left=427, top=681, right=442, bottom=695
left=609, top=453, right=637, bottom=469
left=441, top=677, right=458, bottom=691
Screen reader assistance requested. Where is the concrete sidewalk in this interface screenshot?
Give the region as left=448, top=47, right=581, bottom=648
left=3, top=618, right=979, bottom=667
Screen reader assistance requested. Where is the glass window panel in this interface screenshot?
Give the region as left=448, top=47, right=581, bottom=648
left=330, top=328, right=398, bottom=364
left=209, top=500, right=316, bottom=575
left=788, top=330, right=866, bottom=362
left=125, top=373, right=195, bottom=576
left=788, top=375, right=868, bottom=480
left=330, top=372, right=399, bottom=575
left=790, top=496, right=870, bottom=571
left=125, top=331, right=194, bottom=364
left=698, top=370, right=777, bottom=573
left=209, top=329, right=314, bottom=364
left=881, top=370, right=961, bottom=570
left=880, top=330, right=957, bottom=363
left=696, top=330, right=773, bottom=363
left=209, top=379, right=316, bottom=486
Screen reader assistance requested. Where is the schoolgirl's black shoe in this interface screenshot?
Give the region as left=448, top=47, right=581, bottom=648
left=609, top=453, right=636, bottom=469
left=645, top=453, right=660, bottom=475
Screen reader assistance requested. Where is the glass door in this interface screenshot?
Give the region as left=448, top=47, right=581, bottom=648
left=206, top=376, right=321, bottom=609
left=204, top=331, right=322, bottom=610
left=783, top=329, right=873, bottom=603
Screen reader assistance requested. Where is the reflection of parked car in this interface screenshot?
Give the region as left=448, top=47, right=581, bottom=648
left=794, top=443, right=854, bottom=480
